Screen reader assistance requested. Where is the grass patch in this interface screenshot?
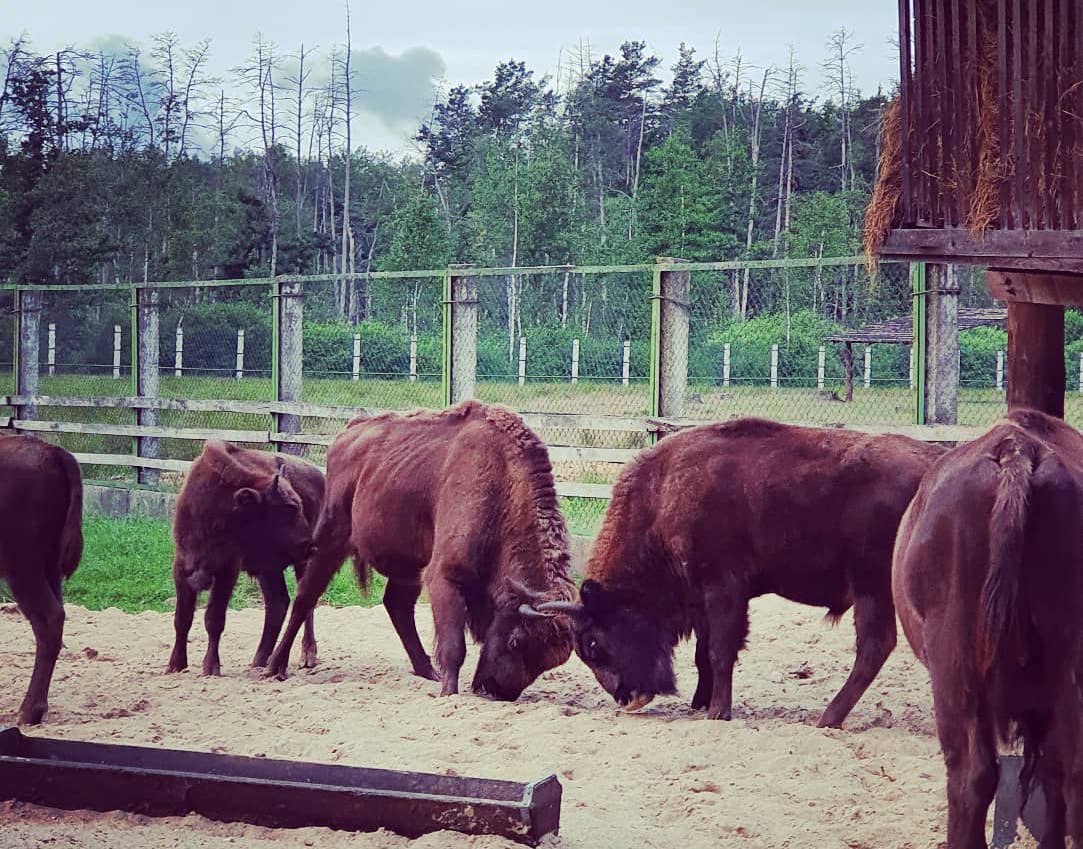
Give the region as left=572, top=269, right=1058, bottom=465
left=65, top=515, right=383, bottom=614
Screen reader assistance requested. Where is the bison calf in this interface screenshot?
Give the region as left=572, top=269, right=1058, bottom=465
left=0, top=433, right=83, bottom=724
left=266, top=401, right=575, bottom=702
left=541, top=418, right=942, bottom=728
left=894, top=409, right=1083, bottom=848
left=167, top=441, right=324, bottom=676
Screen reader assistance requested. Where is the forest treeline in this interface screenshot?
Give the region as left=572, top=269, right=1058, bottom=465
left=0, top=30, right=908, bottom=346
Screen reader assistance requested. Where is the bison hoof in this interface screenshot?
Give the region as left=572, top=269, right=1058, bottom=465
left=414, top=665, right=440, bottom=682
left=264, top=663, right=289, bottom=681
left=202, top=663, right=221, bottom=677
left=18, top=702, right=46, bottom=726
left=300, top=651, right=318, bottom=669
left=690, top=692, right=710, bottom=711
left=165, top=662, right=187, bottom=674
left=816, top=715, right=844, bottom=730
left=705, top=706, right=732, bottom=721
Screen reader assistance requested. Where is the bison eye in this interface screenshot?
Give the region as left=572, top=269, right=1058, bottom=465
left=582, top=637, right=601, bottom=662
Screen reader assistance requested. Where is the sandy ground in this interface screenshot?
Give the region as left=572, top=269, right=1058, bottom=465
left=0, top=598, right=1035, bottom=849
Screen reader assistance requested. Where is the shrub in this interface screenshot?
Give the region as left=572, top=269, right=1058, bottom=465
left=160, top=302, right=273, bottom=374
left=959, top=326, right=1006, bottom=389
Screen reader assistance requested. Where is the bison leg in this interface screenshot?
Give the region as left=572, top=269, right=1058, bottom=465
left=703, top=582, right=750, bottom=721
left=266, top=539, right=347, bottom=680
left=384, top=579, right=439, bottom=681
left=690, top=615, right=713, bottom=711
left=1036, top=760, right=1067, bottom=849
left=9, top=571, right=65, bottom=725
left=201, top=566, right=238, bottom=677
left=252, top=571, right=290, bottom=668
left=167, top=562, right=196, bottom=673
left=428, top=575, right=468, bottom=696
left=292, top=562, right=318, bottom=669
left=932, top=671, right=998, bottom=849
left=818, top=592, right=897, bottom=729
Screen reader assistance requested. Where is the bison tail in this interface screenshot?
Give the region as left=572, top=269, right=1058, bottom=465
left=58, top=448, right=85, bottom=580
left=980, top=434, right=1038, bottom=675
left=351, top=557, right=371, bottom=592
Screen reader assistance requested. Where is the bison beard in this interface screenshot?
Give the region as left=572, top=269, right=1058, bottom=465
left=263, top=402, right=575, bottom=701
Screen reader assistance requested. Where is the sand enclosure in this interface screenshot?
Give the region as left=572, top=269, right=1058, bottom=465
left=0, top=597, right=1035, bottom=849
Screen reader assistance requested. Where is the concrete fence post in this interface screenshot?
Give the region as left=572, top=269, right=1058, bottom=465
left=135, top=286, right=160, bottom=486
left=996, top=350, right=1004, bottom=391
left=864, top=344, right=872, bottom=389
left=275, top=278, right=304, bottom=455
left=446, top=265, right=477, bottom=405
left=723, top=343, right=731, bottom=387
left=571, top=338, right=580, bottom=384
left=656, top=258, right=690, bottom=419
left=47, top=322, right=56, bottom=376
left=518, top=336, right=527, bottom=386
left=15, top=288, right=42, bottom=421
left=352, top=333, right=361, bottom=381
left=1078, top=351, right=1083, bottom=394
left=409, top=333, right=418, bottom=383
left=235, top=329, right=245, bottom=380
left=770, top=344, right=779, bottom=388
left=112, top=324, right=122, bottom=379
left=174, top=323, right=183, bottom=377
left=909, top=346, right=916, bottom=389
left=817, top=345, right=826, bottom=390
left=622, top=340, right=631, bottom=387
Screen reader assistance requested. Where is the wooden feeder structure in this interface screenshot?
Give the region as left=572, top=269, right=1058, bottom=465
left=867, top=0, right=1083, bottom=421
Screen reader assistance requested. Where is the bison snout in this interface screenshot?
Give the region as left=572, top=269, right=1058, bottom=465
left=472, top=678, right=522, bottom=702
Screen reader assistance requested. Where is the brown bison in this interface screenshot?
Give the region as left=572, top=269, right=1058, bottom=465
left=0, top=433, right=83, bottom=724
left=167, top=441, right=324, bottom=676
left=539, top=418, right=943, bottom=727
left=893, top=408, right=1083, bottom=848
left=265, top=401, right=575, bottom=701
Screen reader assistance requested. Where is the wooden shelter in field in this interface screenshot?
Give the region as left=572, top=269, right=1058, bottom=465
left=867, top=0, right=1083, bottom=422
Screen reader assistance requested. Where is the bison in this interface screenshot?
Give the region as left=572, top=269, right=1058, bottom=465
left=265, top=401, right=575, bottom=701
left=539, top=418, right=943, bottom=727
left=0, top=433, right=83, bottom=724
left=893, top=408, right=1083, bottom=848
left=166, top=441, right=324, bottom=676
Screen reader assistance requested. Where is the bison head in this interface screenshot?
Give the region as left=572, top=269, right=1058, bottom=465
left=231, top=470, right=316, bottom=571
left=537, top=580, right=676, bottom=711
left=471, top=589, right=574, bottom=702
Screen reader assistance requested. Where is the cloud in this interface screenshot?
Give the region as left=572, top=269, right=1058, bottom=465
left=352, top=46, right=445, bottom=135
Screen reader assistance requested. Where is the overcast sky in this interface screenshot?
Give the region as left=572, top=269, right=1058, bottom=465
left=5, top=0, right=901, bottom=154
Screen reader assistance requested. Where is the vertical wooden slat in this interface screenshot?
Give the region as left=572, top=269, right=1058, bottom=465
left=1043, top=0, right=1057, bottom=229
left=998, top=0, right=1012, bottom=228
left=898, top=0, right=913, bottom=225
left=929, top=0, right=945, bottom=226
left=914, top=0, right=927, bottom=224
left=1075, top=0, right=1083, bottom=228
left=1012, top=0, right=1025, bottom=227
left=967, top=0, right=979, bottom=226
left=947, top=0, right=963, bottom=226
left=1059, top=0, right=1072, bottom=229
left=1026, top=0, right=1039, bottom=229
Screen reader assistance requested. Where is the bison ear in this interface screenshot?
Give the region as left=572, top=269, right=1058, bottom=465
left=233, top=488, right=262, bottom=510
left=579, top=580, right=607, bottom=613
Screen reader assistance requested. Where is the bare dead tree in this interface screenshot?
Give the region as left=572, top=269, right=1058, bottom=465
left=285, top=43, right=315, bottom=242
left=340, top=4, right=358, bottom=322
left=737, top=66, right=773, bottom=320
left=177, top=39, right=212, bottom=159
left=824, top=29, right=862, bottom=193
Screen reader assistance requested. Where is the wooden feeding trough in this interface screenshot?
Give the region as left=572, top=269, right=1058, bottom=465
left=0, top=727, right=562, bottom=845
left=991, top=755, right=1047, bottom=848
left=867, top=0, right=1083, bottom=424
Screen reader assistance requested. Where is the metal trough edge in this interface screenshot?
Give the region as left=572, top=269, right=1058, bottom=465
left=0, top=728, right=561, bottom=845
left=991, top=754, right=1046, bottom=848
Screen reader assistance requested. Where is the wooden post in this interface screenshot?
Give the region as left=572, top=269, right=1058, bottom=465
left=909, top=346, right=916, bottom=389
left=863, top=345, right=872, bottom=389
left=174, top=323, right=183, bottom=377
left=571, top=338, right=580, bottom=384
left=15, top=288, right=41, bottom=421
left=47, top=322, right=56, bottom=376
left=622, top=341, right=631, bottom=387
left=770, top=344, right=779, bottom=388
left=276, top=278, right=304, bottom=454
left=352, top=333, right=361, bottom=381
left=657, top=259, right=690, bottom=419
left=842, top=342, right=854, bottom=402
left=996, top=350, right=1004, bottom=391
left=1006, top=301, right=1065, bottom=417
left=518, top=336, right=527, bottom=386
left=112, top=324, right=122, bottom=379
left=135, top=286, right=160, bottom=487
left=447, top=266, right=477, bottom=405
left=924, top=264, right=959, bottom=424
left=817, top=345, right=826, bottom=390
left=235, top=329, right=245, bottom=380
left=409, top=333, right=418, bottom=383
left=723, top=343, right=731, bottom=387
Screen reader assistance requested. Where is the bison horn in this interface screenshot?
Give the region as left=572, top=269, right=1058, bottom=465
left=534, top=600, right=586, bottom=617
left=507, top=578, right=542, bottom=604
left=518, top=603, right=553, bottom=619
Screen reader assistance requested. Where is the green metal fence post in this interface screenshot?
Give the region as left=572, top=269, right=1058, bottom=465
left=441, top=270, right=452, bottom=407
left=912, top=262, right=927, bottom=424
